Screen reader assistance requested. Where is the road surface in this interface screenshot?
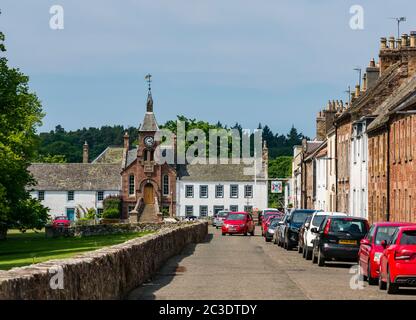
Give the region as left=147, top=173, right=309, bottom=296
left=128, top=226, right=416, bottom=300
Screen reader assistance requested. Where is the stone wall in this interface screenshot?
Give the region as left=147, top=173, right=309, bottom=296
left=0, top=221, right=208, bottom=300
left=45, top=222, right=169, bottom=238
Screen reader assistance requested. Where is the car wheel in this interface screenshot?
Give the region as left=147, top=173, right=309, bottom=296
left=312, top=246, right=318, bottom=264
left=368, top=262, right=378, bottom=285
left=222, top=233, right=226, bottom=236
left=298, top=243, right=303, bottom=254
left=317, top=247, right=325, bottom=267
left=250, top=230, right=255, bottom=236
left=216, top=226, right=218, bottom=229
left=265, top=237, right=271, bottom=242
left=387, top=267, right=398, bottom=294
left=302, top=245, right=306, bottom=258
left=379, top=274, right=387, bottom=290
left=358, top=262, right=367, bottom=282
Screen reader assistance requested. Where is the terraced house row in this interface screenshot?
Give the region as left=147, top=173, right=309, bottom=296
left=290, top=31, right=416, bottom=224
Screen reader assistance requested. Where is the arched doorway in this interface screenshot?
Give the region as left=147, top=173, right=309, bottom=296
left=144, top=183, right=154, bottom=204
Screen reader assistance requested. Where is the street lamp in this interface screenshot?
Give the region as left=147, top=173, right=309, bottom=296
left=389, top=17, right=406, bottom=40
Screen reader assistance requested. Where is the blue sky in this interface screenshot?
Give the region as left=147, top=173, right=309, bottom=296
left=1, top=1, right=416, bottom=137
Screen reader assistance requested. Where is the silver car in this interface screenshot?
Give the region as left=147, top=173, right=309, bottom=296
left=213, top=211, right=230, bottom=229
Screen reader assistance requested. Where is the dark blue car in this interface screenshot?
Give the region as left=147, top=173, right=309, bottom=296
left=282, top=209, right=317, bottom=250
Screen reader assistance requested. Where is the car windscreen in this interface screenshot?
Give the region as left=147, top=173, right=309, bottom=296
left=400, top=231, right=416, bottom=245
left=55, top=216, right=67, bottom=220
left=226, top=214, right=246, bottom=221
left=269, top=219, right=280, bottom=228
left=329, top=219, right=367, bottom=234
left=217, top=211, right=229, bottom=217
left=311, top=215, right=326, bottom=227
left=375, top=226, right=398, bottom=245
left=292, top=211, right=312, bottom=224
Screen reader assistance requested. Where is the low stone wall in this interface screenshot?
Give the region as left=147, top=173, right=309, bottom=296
left=45, top=222, right=168, bottom=238
left=0, top=221, right=208, bottom=300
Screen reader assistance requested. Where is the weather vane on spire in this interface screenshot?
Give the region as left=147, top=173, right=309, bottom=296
left=145, top=74, right=152, bottom=93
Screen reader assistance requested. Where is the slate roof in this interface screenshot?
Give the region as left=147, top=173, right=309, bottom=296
left=177, top=162, right=266, bottom=182
left=367, top=74, right=416, bottom=133
left=126, top=148, right=138, bottom=167
left=28, top=163, right=122, bottom=191
left=139, top=112, right=159, bottom=131
left=91, top=147, right=124, bottom=164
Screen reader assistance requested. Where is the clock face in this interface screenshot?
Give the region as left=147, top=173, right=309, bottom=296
left=144, top=136, right=154, bottom=147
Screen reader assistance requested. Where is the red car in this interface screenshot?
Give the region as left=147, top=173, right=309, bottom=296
left=379, top=226, right=416, bottom=294
left=222, top=212, right=255, bottom=236
left=262, top=213, right=284, bottom=236
left=52, top=216, right=71, bottom=229
left=359, top=222, right=415, bottom=285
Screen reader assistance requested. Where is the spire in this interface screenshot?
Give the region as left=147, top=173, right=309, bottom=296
left=139, top=74, right=159, bottom=132
left=145, top=74, right=153, bottom=112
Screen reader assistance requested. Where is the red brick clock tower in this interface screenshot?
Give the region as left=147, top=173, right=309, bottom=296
left=121, top=75, right=176, bottom=222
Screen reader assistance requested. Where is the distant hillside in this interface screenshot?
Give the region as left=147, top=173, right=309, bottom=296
left=35, top=116, right=308, bottom=163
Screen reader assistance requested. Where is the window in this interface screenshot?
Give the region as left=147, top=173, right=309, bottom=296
left=38, top=191, right=45, bottom=201
left=129, top=175, right=135, bottom=195
left=213, top=206, right=224, bottom=215
left=67, top=191, right=74, bottom=201
left=128, top=205, right=135, bottom=213
left=230, top=185, right=239, bottom=198
left=199, top=185, right=208, bottom=198
left=97, top=208, right=104, bottom=217
left=244, top=185, right=253, bottom=198
left=185, top=206, right=194, bottom=217
left=199, top=205, right=208, bottom=217
left=185, top=185, right=194, bottom=198
left=215, top=185, right=224, bottom=198
left=229, top=205, right=238, bottom=212
left=163, top=175, right=169, bottom=195
left=244, top=205, right=253, bottom=213
left=97, top=191, right=104, bottom=201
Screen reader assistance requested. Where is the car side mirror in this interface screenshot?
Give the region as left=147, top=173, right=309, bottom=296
left=381, top=240, right=388, bottom=249
left=304, top=222, right=310, bottom=229
left=310, top=227, right=318, bottom=233
left=360, top=239, right=371, bottom=246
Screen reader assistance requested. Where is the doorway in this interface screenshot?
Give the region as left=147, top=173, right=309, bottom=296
left=144, top=183, right=154, bottom=204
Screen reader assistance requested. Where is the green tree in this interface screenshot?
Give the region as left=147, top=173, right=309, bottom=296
left=268, top=156, right=292, bottom=208
left=0, top=24, right=49, bottom=239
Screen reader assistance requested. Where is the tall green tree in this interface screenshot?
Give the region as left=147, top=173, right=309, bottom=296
left=0, top=22, right=49, bottom=239
left=268, top=156, right=292, bottom=208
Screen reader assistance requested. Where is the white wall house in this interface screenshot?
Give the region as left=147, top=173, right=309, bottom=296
left=292, top=146, right=303, bottom=209
left=176, top=181, right=268, bottom=217
left=315, top=154, right=327, bottom=211
left=349, top=118, right=370, bottom=219
left=29, top=163, right=122, bottom=221
left=30, top=190, right=120, bottom=220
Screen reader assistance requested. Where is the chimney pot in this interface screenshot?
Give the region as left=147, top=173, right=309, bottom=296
left=402, top=34, right=409, bottom=47
left=389, top=36, right=396, bottom=49
left=369, top=58, right=376, bottom=67
left=410, top=32, right=416, bottom=47
left=355, top=84, right=360, bottom=97
left=381, top=37, right=387, bottom=49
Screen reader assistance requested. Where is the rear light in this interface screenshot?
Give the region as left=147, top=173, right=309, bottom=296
left=395, top=250, right=413, bottom=261
left=324, top=219, right=331, bottom=235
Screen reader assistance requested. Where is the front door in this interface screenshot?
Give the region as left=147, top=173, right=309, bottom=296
left=66, top=208, right=75, bottom=221
left=144, top=184, right=154, bottom=204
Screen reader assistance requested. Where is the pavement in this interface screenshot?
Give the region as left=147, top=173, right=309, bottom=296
left=127, top=226, right=416, bottom=300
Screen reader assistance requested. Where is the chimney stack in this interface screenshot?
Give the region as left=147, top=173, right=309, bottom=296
left=402, top=34, right=409, bottom=48
left=355, top=84, right=361, bottom=98
left=380, top=37, right=387, bottom=50
left=362, top=73, right=367, bottom=92
left=83, top=141, right=89, bottom=164
left=124, top=131, right=130, bottom=151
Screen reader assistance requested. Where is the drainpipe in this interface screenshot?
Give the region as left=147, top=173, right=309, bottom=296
left=335, top=123, right=339, bottom=212
left=386, top=124, right=391, bottom=222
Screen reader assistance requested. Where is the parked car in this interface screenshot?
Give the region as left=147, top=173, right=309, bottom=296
left=265, top=217, right=284, bottom=242
left=282, top=209, right=317, bottom=250
left=302, top=212, right=347, bottom=260
left=311, top=216, right=369, bottom=266
left=273, top=211, right=290, bottom=246
left=262, top=213, right=284, bottom=236
left=222, top=212, right=255, bottom=236
left=297, top=216, right=312, bottom=254
left=213, top=210, right=230, bottom=229
left=259, top=208, right=282, bottom=227
left=379, top=226, right=416, bottom=294
left=184, top=216, right=198, bottom=222
left=52, top=216, right=71, bottom=229
left=359, top=222, right=415, bottom=285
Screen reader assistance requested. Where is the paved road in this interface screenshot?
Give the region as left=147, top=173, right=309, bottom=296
left=128, top=226, right=416, bottom=300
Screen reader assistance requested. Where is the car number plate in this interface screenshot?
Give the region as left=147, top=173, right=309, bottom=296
left=339, top=240, right=357, bottom=245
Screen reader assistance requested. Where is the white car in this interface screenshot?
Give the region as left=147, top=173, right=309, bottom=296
left=302, top=211, right=347, bottom=260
